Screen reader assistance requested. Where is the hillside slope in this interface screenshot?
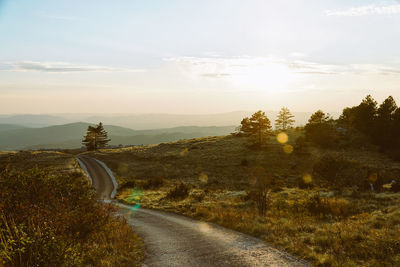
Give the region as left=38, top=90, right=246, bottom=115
left=0, top=124, right=26, bottom=132
left=89, top=134, right=400, bottom=266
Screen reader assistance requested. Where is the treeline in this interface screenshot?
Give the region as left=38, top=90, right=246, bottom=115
left=304, top=95, right=400, bottom=159
left=236, top=95, right=400, bottom=159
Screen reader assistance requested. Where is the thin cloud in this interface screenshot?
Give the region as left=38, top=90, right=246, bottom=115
left=36, top=10, right=82, bottom=21
left=326, top=4, right=400, bottom=16
left=201, top=73, right=231, bottom=78
left=3, top=61, right=145, bottom=73
left=43, top=14, right=82, bottom=21
left=165, top=56, right=400, bottom=77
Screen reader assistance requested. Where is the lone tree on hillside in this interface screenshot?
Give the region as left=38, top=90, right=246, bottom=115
left=240, top=110, right=272, bottom=146
left=82, top=122, right=111, bottom=151
left=275, top=107, right=295, bottom=131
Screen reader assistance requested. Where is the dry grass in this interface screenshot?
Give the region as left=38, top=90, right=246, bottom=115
left=0, top=151, right=144, bottom=266
left=90, top=133, right=400, bottom=266
left=0, top=150, right=78, bottom=175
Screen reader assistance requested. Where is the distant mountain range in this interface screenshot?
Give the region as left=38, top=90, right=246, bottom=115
left=0, top=115, right=71, bottom=127
left=0, top=122, right=236, bottom=150
left=0, top=111, right=340, bottom=129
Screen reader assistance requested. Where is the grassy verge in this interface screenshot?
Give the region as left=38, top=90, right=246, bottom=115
left=0, top=151, right=144, bottom=266
left=89, top=134, right=400, bottom=266
left=118, top=186, right=400, bottom=266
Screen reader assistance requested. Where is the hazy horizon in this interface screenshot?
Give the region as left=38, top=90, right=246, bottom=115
left=0, top=110, right=340, bottom=116
left=1, top=0, right=400, bottom=114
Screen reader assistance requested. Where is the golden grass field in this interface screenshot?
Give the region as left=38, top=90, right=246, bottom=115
left=88, top=133, right=400, bottom=266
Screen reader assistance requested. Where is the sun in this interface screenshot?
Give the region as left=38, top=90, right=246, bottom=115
left=228, top=58, right=297, bottom=92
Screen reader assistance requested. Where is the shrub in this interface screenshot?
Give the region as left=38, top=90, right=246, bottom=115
left=306, top=194, right=352, bottom=218
left=294, top=136, right=307, bottom=153
left=141, top=177, right=164, bottom=189
left=189, top=189, right=205, bottom=202
left=244, top=188, right=271, bottom=216
left=119, top=180, right=136, bottom=190
left=305, top=122, right=339, bottom=148
left=166, top=183, right=189, bottom=200
left=240, top=159, right=249, bottom=166
left=312, top=154, right=367, bottom=187
left=0, top=168, right=144, bottom=266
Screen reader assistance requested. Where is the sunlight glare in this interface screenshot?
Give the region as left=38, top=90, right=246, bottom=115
left=283, top=144, right=294, bottom=154
left=277, top=132, right=289, bottom=144
left=302, top=174, right=312, bottom=184
left=199, top=172, right=208, bottom=183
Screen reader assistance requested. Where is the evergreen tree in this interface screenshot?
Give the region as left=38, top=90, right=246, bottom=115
left=376, top=96, right=397, bottom=122
left=393, top=108, right=400, bottom=157
left=308, top=110, right=331, bottom=124
left=339, top=95, right=377, bottom=137
left=375, top=96, right=397, bottom=148
left=354, top=95, right=377, bottom=136
left=305, top=110, right=337, bottom=147
left=275, top=107, right=295, bottom=131
left=95, top=122, right=111, bottom=148
left=82, top=122, right=111, bottom=151
left=338, top=94, right=400, bottom=159
left=338, top=106, right=358, bottom=128
left=240, top=110, right=272, bottom=145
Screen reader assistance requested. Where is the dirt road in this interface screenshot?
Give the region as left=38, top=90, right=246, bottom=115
left=77, top=155, right=115, bottom=200
left=78, top=155, right=309, bottom=267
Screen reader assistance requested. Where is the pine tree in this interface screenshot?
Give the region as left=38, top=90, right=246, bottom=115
left=95, top=122, right=111, bottom=148
left=354, top=95, right=377, bottom=136
left=240, top=110, right=272, bottom=145
left=308, top=110, right=331, bottom=124
left=374, top=96, right=397, bottom=148
left=275, top=107, right=295, bottom=131
left=82, top=122, right=111, bottom=151
left=304, top=110, right=337, bottom=147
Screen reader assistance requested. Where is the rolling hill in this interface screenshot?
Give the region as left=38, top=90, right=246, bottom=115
left=0, top=124, right=27, bottom=132
left=0, top=122, right=236, bottom=150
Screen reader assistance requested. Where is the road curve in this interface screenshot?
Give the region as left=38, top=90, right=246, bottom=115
left=77, top=155, right=114, bottom=200
left=78, top=155, right=309, bottom=267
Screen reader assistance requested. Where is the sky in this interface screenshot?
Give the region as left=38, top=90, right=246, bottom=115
left=1, top=0, right=400, bottom=114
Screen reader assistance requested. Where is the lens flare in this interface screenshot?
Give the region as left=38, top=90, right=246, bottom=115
left=199, top=172, right=208, bottom=183
left=302, top=174, right=312, bottom=184
left=127, top=188, right=143, bottom=211
left=277, top=132, right=289, bottom=144
left=283, top=144, right=293, bottom=154
left=368, top=172, right=378, bottom=183
left=199, top=222, right=211, bottom=233
left=179, top=148, right=189, bottom=156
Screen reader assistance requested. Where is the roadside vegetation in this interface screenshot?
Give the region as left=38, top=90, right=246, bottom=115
left=0, top=152, right=144, bottom=267
left=89, top=95, right=400, bottom=266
